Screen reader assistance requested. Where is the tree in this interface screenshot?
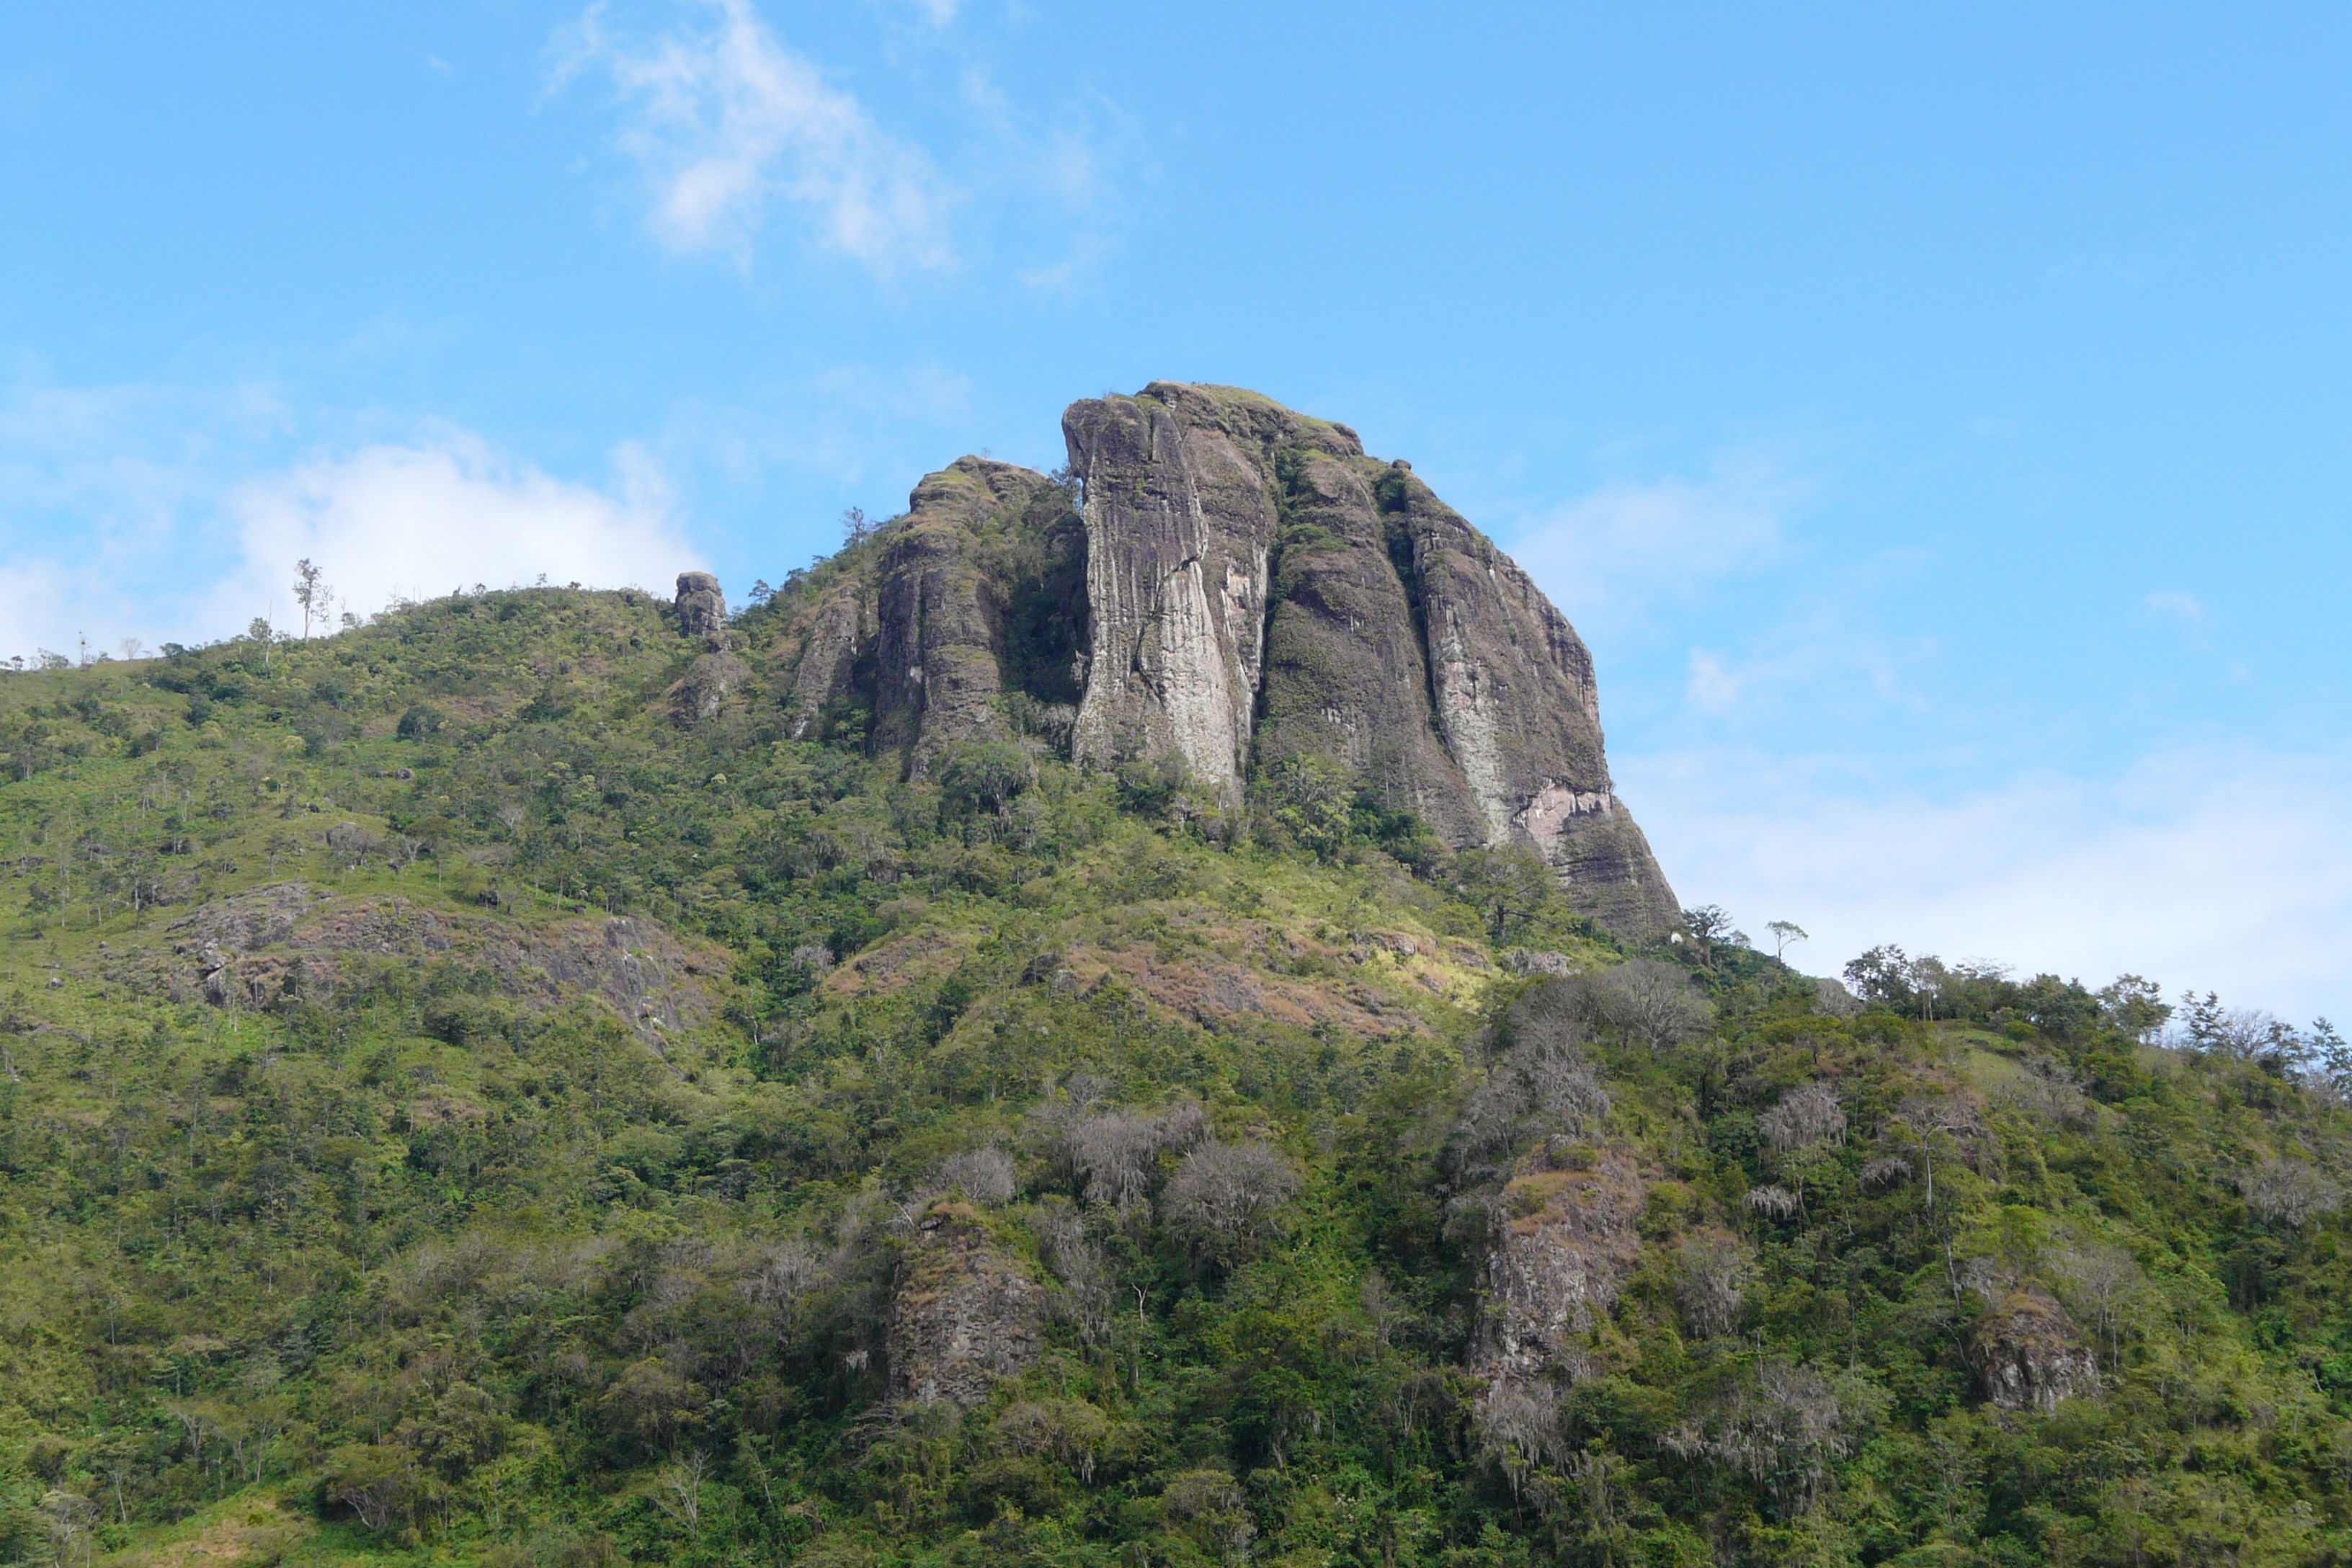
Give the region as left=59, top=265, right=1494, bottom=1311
left=1844, top=945, right=1913, bottom=1009
left=293, top=559, right=333, bottom=641
left=840, top=506, right=873, bottom=546
left=2095, top=974, right=2170, bottom=1039
left=654, top=1448, right=708, bottom=1536
left=1595, top=961, right=1715, bottom=1049
left=1675, top=1234, right=1754, bottom=1337
left=1164, top=1138, right=1301, bottom=1257
left=2314, top=1018, right=2351, bottom=1098
left=2179, top=989, right=2225, bottom=1051
left=1760, top=1082, right=1846, bottom=1154
left=1683, top=904, right=1737, bottom=968
left=1766, top=920, right=1808, bottom=963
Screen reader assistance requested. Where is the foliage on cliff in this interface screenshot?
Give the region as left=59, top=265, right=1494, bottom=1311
left=1, top=586, right=2350, bottom=1568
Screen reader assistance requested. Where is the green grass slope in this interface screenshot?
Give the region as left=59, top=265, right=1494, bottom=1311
left=0, top=587, right=2347, bottom=1568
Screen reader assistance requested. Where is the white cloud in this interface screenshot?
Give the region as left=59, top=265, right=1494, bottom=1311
left=2145, top=589, right=2204, bottom=622
left=1618, top=744, right=2352, bottom=1024
left=0, top=559, right=79, bottom=663
left=557, top=0, right=953, bottom=272
left=1685, top=649, right=1742, bottom=714
left=211, top=434, right=701, bottom=630
left=1506, top=455, right=1803, bottom=627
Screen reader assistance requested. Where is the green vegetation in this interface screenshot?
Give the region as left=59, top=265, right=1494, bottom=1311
left=1, top=587, right=2348, bottom=1567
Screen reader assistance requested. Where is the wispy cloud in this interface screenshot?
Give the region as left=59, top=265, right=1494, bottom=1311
left=553, top=0, right=953, bottom=272
left=1506, top=454, right=1806, bottom=628
left=2145, top=589, right=2204, bottom=623
left=0, top=362, right=705, bottom=656
left=213, top=434, right=700, bottom=629
left=1619, top=744, right=2352, bottom=1023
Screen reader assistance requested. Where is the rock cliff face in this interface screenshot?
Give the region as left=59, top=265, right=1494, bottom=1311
left=670, top=572, right=749, bottom=725
left=1972, top=1286, right=2100, bottom=1411
left=765, top=383, right=1678, bottom=937
left=888, top=1201, right=1046, bottom=1408
left=1473, top=1146, right=1649, bottom=1384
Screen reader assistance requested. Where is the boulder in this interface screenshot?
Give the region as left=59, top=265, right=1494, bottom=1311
left=1474, top=1146, right=1648, bottom=1384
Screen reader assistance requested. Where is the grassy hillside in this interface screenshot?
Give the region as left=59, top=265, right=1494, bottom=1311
left=1, top=585, right=2348, bottom=1568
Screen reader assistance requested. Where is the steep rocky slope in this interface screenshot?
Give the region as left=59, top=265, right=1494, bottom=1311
left=780, top=383, right=1678, bottom=937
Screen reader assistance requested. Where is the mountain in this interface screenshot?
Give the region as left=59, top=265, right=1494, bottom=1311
left=783, top=383, right=1678, bottom=940
left=0, top=385, right=2348, bottom=1568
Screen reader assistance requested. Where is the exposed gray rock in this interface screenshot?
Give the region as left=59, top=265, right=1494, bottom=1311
left=783, top=583, right=866, bottom=741
left=1473, top=1147, right=1647, bottom=1384
left=1972, top=1286, right=2099, bottom=1410
left=887, top=1200, right=1046, bottom=1408
left=674, top=571, right=731, bottom=651
left=157, top=882, right=724, bottom=1035
left=1061, top=385, right=1307, bottom=799
left=672, top=650, right=749, bottom=726
left=869, top=458, right=1064, bottom=778
left=668, top=573, right=747, bottom=726
left=754, top=382, right=1680, bottom=938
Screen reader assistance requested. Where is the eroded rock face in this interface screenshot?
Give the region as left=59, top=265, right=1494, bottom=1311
left=1973, top=1286, right=2099, bottom=1411
left=673, top=651, right=749, bottom=726
left=869, top=458, right=1066, bottom=778
left=1474, top=1147, right=1648, bottom=1384
left=1253, top=449, right=1490, bottom=847
left=669, top=574, right=748, bottom=726
left=784, top=584, right=866, bottom=741
left=1059, top=385, right=1315, bottom=798
left=887, top=1202, right=1046, bottom=1408
left=674, top=571, right=731, bottom=651
left=155, top=882, right=726, bottom=1039
left=756, top=381, right=1680, bottom=937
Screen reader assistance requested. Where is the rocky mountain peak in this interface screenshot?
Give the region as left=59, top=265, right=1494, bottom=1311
left=779, top=382, right=1678, bottom=937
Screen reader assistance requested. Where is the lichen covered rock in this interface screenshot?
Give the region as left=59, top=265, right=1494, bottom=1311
left=870, top=457, right=1065, bottom=778
left=674, top=571, right=731, bottom=650
left=1474, top=1146, right=1648, bottom=1383
left=887, top=1201, right=1046, bottom=1408
left=1972, top=1286, right=2099, bottom=1410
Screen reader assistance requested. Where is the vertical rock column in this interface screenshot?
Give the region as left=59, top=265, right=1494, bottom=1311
left=1060, top=388, right=1283, bottom=801
left=671, top=572, right=749, bottom=726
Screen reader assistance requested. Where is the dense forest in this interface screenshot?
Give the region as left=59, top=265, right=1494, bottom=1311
left=2, top=576, right=2350, bottom=1568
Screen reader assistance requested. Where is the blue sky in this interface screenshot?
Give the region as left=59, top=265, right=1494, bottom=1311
left=4, top=1, right=2347, bottom=1020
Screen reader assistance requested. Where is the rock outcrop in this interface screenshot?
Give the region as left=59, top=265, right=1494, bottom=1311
left=1473, top=1146, right=1648, bottom=1384
left=1972, top=1286, right=2099, bottom=1411
left=671, top=572, right=749, bottom=725
left=764, top=382, right=1679, bottom=937
left=887, top=1201, right=1046, bottom=1408
left=868, top=458, right=1069, bottom=778
left=152, top=882, right=727, bottom=1041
